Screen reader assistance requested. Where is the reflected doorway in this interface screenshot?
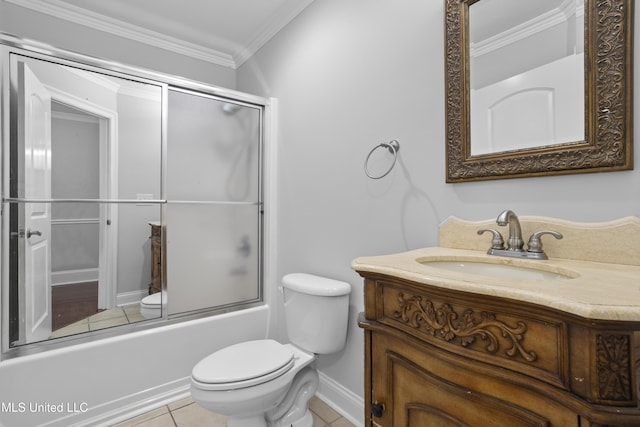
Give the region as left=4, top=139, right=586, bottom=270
left=10, top=96, right=117, bottom=344
left=50, top=100, right=117, bottom=317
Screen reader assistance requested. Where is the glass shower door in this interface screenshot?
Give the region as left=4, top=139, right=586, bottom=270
left=165, top=88, right=262, bottom=315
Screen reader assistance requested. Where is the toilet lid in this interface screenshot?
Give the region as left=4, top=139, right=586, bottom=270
left=141, top=292, right=162, bottom=307
left=192, top=339, right=294, bottom=389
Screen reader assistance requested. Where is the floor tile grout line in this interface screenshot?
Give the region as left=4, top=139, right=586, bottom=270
left=112, top=396, right=354, bottom=427
left=167, top=405, right=178, bottom=427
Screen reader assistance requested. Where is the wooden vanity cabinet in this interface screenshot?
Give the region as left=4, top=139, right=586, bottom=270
left=357, top=273, right=640, bottom=427
left=148, top=222, right=162, bottom=294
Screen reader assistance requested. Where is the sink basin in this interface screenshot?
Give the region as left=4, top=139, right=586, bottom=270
left=419, top=260, right=574, bottom=280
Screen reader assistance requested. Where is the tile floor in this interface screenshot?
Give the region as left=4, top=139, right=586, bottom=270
left=49, top=305, right=146, bottom=339
left=111, top=395, right=356, bottom=427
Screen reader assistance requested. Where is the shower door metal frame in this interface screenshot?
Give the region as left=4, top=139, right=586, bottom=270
left=163, top=85, right=265, bottom=317
left=0, top=33, right=269, bottom=359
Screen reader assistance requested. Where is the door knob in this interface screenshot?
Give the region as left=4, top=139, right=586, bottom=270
left=371, top=402, right=385, bottom=418
left=26, top=229, right=42, bottom=238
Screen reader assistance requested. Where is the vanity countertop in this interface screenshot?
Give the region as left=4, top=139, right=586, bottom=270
left=352, top=247, right=640, bottom=322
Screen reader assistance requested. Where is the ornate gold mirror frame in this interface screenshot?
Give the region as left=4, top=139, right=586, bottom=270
left=445, top=0, right=633, bottom=182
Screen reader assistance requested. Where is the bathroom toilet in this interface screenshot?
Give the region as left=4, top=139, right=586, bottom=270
left=140, top=292, right=162, bottom=318
left=190, top=273, right=351, bottom=427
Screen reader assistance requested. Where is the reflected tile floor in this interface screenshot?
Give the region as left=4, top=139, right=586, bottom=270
left=111, top=395, right=356, bottom=427
left=49, top=304, right=146, bottom=339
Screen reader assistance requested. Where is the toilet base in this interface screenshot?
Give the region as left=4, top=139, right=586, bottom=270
left=289, top=410, right=313, bottom=427
left=267, top=366, right=318, bottom=427
left=225, top=410, right=313, bottom=427
left=227, top=416, right=268, bottom=427
left=225, top=366, right=318, bottom=427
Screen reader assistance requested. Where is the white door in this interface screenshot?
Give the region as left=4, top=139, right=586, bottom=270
left=19, top=62, right=52, bottom=343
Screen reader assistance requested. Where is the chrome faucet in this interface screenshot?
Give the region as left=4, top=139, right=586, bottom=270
left=496, top=209, right=524, bottom=251
left=477, top=210, right=563, bottom=260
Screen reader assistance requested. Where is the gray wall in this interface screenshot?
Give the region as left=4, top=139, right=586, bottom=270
left=237, top=0, right=640, bottom=401
left=51, top=109, right=100, bottom=278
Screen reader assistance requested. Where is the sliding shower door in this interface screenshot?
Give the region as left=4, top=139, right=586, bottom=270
left=166, top=89, right=262, bottom=315
left=2, top=38, right=270, bottom=355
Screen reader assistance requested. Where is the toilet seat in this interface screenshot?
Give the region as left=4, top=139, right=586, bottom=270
left=192, top=339, right=295, bottom=391
left=141, top=292, right=162, bottom=308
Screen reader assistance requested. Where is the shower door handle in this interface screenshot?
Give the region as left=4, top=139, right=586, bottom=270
left=26, top=229, right=42, bottom=238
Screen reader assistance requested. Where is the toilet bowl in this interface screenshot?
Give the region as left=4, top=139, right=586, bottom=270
left=190, top=273, right=351, bottom=427
left=191, top=340, right=317, bottom=427
left=140, top=292, right=162, bottom=319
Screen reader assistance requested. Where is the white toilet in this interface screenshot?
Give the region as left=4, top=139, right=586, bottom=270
left=140, top=292, right=162, bottom=318
left=190, top=273, right=351, bottom=427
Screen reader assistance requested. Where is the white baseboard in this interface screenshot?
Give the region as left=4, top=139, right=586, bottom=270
left=41, top=377, right=192, bottom=427
left=36, top=371, right=363, bottom=427
left=116, top=289, right=148, bottom=306
left=316, top=371, right=364, bottom=427
left=51, top=268, right=99, bottom=286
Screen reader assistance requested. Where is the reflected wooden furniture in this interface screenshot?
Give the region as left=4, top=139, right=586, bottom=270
left=357, top=272, right=640, bottom=426
left=148, top=222, right=162, bottom=294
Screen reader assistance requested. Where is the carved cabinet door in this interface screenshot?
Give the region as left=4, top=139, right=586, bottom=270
left=370, top=330, right=567, bottom=427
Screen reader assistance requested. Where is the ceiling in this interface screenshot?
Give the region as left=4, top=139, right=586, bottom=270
left=6, top=0, right=316, bottom=69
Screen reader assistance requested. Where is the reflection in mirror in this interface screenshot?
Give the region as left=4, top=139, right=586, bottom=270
left=445, top=0, right=633, bottom=182
left=7, top=54, right=163, bottom=346
left=469, top=0, right=584, bottom=155
left=46, top=204, right=163, bottom=340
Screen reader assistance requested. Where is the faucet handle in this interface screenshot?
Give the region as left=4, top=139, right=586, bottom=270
left=526, top=230, right=563, bottom=253
left=477, top=228, right=505, bottom=250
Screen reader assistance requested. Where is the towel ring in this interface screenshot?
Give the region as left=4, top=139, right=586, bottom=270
left=364, top=140, right=400, bottom=179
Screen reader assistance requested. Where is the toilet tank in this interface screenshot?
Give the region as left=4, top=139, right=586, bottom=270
left=282, top=273, right=351, bottom=354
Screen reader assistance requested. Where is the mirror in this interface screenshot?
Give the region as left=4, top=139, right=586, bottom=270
left=469, top=0, right=584, bottom=155
left=445, top=0, right=633, bottom=182
left=7, top=53, right=164, bottom=345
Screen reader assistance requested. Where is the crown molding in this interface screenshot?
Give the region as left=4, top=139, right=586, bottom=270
left=471, top=0, right=584, bottom=58
left=52, top=110, right=100, bottom=124
left=233, top=0, right=316, bottom=67
left=5, top=0, right=237, bottom=69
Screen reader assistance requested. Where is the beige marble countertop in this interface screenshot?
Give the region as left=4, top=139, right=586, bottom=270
left=352, top=247, right=640, bottom=322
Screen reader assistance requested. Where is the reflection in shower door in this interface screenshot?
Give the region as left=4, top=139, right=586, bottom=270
left=20, top=62, right=53, bottom=343
left=166, top=89, right=262, bottom=315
